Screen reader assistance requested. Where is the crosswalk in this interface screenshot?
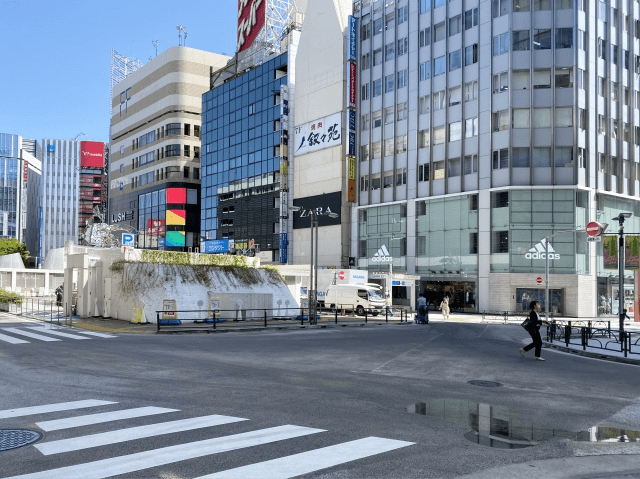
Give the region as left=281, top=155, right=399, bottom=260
left=0, top=326, right=116, bottom=345
left=1, top=399, right=414, bottom=479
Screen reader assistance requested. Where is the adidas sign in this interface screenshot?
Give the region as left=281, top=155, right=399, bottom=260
left=525, top=239, right=560, bottom=260
left=371, top=245, right=393, bottom=262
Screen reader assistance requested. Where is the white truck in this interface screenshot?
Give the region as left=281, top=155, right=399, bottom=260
left=323, top=284, right=385, bottom=316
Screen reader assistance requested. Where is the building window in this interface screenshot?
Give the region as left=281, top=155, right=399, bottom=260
left=385, top=42, right=395, bottom=62
left=433, top=56, right=446, bottom=76
left=384, top=107, right=394, bottom=125
left=183, top=166, right=190, bottom=179
left=373, top=79, right=382, bottom=97
left=419, top=95, right=430, bottom=114
left=534, top=0, right=552, bottom=10
left=512, top=147, right=530, bottom=167
left=361, top=114, right=370, bottom=130
left=555, top=147, right=573, bottom=167
left=492, top=0, right=510, bottom=17
left=449, top=50, right=462, bottom=71
left=361, top=53, right=370, bottom=70
left=555, top=108, right=573, bottom=127
left=361, top=83, right=370, bottom=100
left=194, top=146, right=200, bottom=159
left=372, top=141, right=381, bottom=159
left=360, top=176, right=369, bottom=191
left=397, top=5, right=408, bottom=24
left=373, top=110, right=382, bottom=128
left=166, top=123, right=181, bottom=136
left=556, top=28, right=573, bottom=49
left=397, top=69, right=408, bottom=89
left=514, top=0, right=530, bottom=10
left=578, top=30, right=587, bottom=51
left=465, top=117, right=478, bottom=137
left=449, top=86, right=461, bottom=106
left=194, top=125, right=200, bottom=138
left=533, top=108, right=552, bottom=128
left=433, top=126, right=446, bottom=145
left=512, top=109, right=530, bottom=129
left=449, top=122, right=462, bottom=142
left=433, top=90, right=446, bottom=110
left=493, top=33, right=509, bottom=56
left=465, top=44, right=478, bottom=66
left=396, top=135, right=407, bottom=154
left=418, top=163, right=430, bottom=181
left=448, top=158, right=461, bottom=177
left=373, top=17, right=382, bottom=35
left=419, top=27, right=431, bottom=47
left=397, top=37, right=408, bottom=57
left=464, top=155, right=478, bottom=174
left=385, top=12, right=395, bottom=31
left=492, top=231, right=509, bottom=253
left=492, top=72, right=508, bottom=93
left=184, top=124, right=190, bottom=136
left=397, top=102, right=408, bottom=121
left=513, top=30, right=530, bottom=51
left=534, top=29, right=551, bottom=49
left=597, top=38, right=606, bottom=60
left=464, top=81, right=478, bottom=101
left=492, top=109, right=509, bottom=132
left=434, top=21, right=446, bottom=42
left=396, top=168, right=407, bottom=185
left=464, top=8, right=478, bottom=29
left=555, top=68, right=573, bottom=88
left=419, top=130, right=431, bottom=148
left=512, top=70, right=529, bottom=89
left=578, top=108, right=587, bottom=130
left=361, top=15, right=371, bottom=40
left=420, top=61, right=431, bottom=80
left=184, top=145, right=190, bottom=157
left=419, top=0, right=431, bottom=13
left=449, top=14, right=461, bottom=36
left=361, top=144, right=370, bottom=161
left=492, top=149, right=509, bottom=169
left=384, top=139, right=394, bottom=157
left=533, top=69, right=551, bottom=89
left=385, top=74, right=395, bottom=93
left=165, top=144, right=181, bottom=157
left=470, top=232, right=478, bottom=254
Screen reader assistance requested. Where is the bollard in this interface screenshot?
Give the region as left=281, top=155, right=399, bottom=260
left=264, top=310, right=267, bottom=328
left=335, top=308, right=338, bottom=324
left=565, top=323, right=570, bottom=347
left=385, top=308, right=388, bottom=323
left=365, top=309, right=367, bottom=323
left=157, top=312, right=160, bottom=331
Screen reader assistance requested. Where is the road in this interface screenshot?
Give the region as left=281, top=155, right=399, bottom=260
left=1, top=315, right=640, bottom=478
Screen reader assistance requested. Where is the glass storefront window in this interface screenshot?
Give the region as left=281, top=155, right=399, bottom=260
left=516, top=288, right=563, bottom=314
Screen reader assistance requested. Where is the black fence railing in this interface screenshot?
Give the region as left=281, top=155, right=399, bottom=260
left=481, top=311, right=556, bottom=323
left=545, top=320, right=639, bottom=358
left=0, top=297, right=67, bottom=326
left=155, top=306, right=409, bottom=332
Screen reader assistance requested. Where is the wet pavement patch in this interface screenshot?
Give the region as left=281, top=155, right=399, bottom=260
left=467, top=380, right=502, bottom=388
left=0, top=429, right=41, bottom=451
left=408, top=399, right=640, bottom=449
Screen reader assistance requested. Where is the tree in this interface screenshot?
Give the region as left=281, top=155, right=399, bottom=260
left=0, top=239, right=30, bottom=267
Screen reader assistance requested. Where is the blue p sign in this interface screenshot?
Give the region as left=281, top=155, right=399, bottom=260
left=122, top=233, right=134, bottom=246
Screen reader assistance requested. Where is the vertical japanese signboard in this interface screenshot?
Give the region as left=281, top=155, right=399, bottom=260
left=347, top=62, right=357, bottom=109
left=348, top=109, right=356, bottom=156
left=348, top=16, right=358, bottom=61
left=347, top=157, right=356, bottom=202
left=237, top=0, right=266, bottom=53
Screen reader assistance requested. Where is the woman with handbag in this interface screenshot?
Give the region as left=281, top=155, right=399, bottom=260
left=519, top=301, right=548, bottom=361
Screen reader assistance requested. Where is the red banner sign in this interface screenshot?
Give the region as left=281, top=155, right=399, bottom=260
left=349, top=62, right=357, bottom=108
left=146, top=219, right=165, bottom=236
left=80, top=141, right=105, bottom=168
left=237, top=0, right=266, bottom=53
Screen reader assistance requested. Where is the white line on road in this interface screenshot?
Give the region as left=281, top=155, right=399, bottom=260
left=66, top=330, right=117, bottom=338
left=25, top=327, right=92, bottom=340
left=10, top=425, right=325, bottom=479
left=0, top=400, right=117, bottom=420
left=0, top=332, right=29, bottom=344
left=196, top=436, right=415, bottom=479
left=35, top=414, right=249, bottom=455
left=36, top=407, right=180, bottom=432
left=1, top=328, right=61, bottom=342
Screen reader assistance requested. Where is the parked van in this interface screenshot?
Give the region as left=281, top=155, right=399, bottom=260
left=323, top=284, right=385, bottom=316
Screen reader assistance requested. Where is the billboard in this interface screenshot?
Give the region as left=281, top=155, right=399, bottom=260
left=146, top=219, right=165, bottom=236
left=347, top=62, right=357, bottom=108
left=294, top=113, right=342, bottom=156
left=166, top=231, right=186, bottom=247
left=237, top=0, right=266, bottom=53
left=80, top=141, right=105, bottom=168
left=348, top=16, right=358, bottom=61
left=166, top=187, right=186, bottom=204
left=204, top=239, right=230, bottom=254
left=603, top=235, right=618, bottom=269
left=292, top=192, right=342, bottom=229
left=166, top=209, right=186, bottom=226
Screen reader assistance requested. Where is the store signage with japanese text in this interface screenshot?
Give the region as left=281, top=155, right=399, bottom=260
left=348, top=109, right=356, bottom=156
left=237, top=0, right=266, bottom=53
left=80, top=141, right=105, bottom=168
left=294, top=112, right=342, bottom=156
left=348, top=16, right=358, bottom=61
left=347, top=62, right=357, bottom=108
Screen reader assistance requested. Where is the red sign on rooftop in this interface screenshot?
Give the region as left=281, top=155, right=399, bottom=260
left=237, top=0, right=266, bottom=53
left=80, top=141, right=105, bottom=168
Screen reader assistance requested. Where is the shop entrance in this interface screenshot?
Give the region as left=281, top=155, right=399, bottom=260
left=515, top=288, right=564, bottom=315
left=420, top=280, right=477, bottom=313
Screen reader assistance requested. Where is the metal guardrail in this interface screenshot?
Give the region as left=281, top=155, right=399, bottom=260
left=545, top=320, right=638, bottom=358
left=0, top=297, right=67, bottom=326
left=155, top=306, right=408, bottom=332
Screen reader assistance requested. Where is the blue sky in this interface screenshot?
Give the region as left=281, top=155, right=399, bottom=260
left=0, top=0, right=238, bottom=145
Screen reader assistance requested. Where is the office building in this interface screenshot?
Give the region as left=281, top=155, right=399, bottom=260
left=352, top=0, right=640, bottom=316
left=109, top=46, right=229, bottom=251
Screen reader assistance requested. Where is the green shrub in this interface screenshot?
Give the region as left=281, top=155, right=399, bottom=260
left=0, top=290, right=22, bottom=304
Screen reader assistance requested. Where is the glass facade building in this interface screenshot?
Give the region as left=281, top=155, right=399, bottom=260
left=201, top=52, right=288, bottom=257
left=353, top=0, right=640, bottom=316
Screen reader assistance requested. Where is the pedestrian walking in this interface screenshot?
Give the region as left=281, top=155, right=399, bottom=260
left=519, top=301, right=548, bottom=361
left=440, top=295, right=450, bottom=320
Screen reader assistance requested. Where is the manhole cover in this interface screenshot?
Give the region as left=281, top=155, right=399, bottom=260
left=467, top=380, right=502, bottom=387
left=0, top=429, right=41, bottom=451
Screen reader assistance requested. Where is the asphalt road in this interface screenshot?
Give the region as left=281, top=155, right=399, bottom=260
left=1, top=316, right=640, bottom=478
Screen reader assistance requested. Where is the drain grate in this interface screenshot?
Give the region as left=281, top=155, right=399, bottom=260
left=0, top=429, right=41, bottom=451
left=467, top=380, right=502, bottom=388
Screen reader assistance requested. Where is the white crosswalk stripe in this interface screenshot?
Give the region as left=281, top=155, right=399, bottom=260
left=1, top=327, right=61, bottom=342
left=35, top=414, right=249, bottom=455
left=0, top=400, right=117, bottom=420
left=0, top=331, right=29, bottom=344
left=25, top=327, right=92, bottom=340
left=36, top=406, right=179, bottom=432
left=3, top=400, right=414, bottom=479
left=196, top=437, right=415, bottom=479
left=65, top=329, right=117, bottom=338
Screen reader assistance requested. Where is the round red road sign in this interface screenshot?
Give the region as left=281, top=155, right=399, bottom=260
left=586, top=221, right=602, bottom=237
left=536, top=277, right=543, bottom=284
left=339, top=271, right=345, bottom=280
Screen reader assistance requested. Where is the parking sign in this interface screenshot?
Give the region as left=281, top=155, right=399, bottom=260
left=122, top=233, right=135, bottom=246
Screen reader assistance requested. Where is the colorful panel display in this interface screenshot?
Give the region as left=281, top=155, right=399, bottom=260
left=146, top=219, right=165, bottom=236
left=165, top=231, right=185, bottom=247
left=166, top=188, right=186, bottom=204
left=166, top=210, right=186, bottom=225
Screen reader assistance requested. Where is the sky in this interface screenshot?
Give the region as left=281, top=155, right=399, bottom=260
left=0, top=0, right=238, bottom=145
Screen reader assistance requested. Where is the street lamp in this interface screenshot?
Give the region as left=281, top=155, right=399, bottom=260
left=613, top=212, right=632, bottom=337
left=289, top=206, right=338, bottom=324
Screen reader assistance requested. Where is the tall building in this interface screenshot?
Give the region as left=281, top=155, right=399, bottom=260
left=351, top=0, right=640, bottom=317
left=78, top=141, right=108, bottom=241
left=0, top=134, right=41, bottom=260
left=109, top=46, right=229, bottom=251
left=21, top=138, right=42, bottom=264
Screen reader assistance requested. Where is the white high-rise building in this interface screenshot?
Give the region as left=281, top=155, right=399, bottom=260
left=351, top=0, right=640, bottom=317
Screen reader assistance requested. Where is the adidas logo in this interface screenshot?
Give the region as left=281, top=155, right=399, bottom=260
left=525, top=239, right=560, bottom=260
left=371, top=245, right=393, bottom=262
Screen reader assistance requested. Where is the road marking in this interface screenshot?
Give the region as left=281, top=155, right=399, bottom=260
left=35, top=414, right=249, bottom=455
left=10, top=425, right=325, bottom=479
left=36, top=407, right=180, bottom=432
left=0, top=332, right=29, bottom=344
left=67, top=330, right=117, bottom=338
left=197, top=436, right=415, bottom=479
left=0, top=400, right=117, bottom=420
left=1, top=328, right=61, bottom=342
left=25, top=327, right=92, bottom=340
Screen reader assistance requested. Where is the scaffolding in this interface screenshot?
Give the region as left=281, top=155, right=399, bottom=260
left=110, top=49, right=143, bottom=112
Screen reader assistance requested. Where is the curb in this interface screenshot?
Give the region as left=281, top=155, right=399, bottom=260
left=155, top=321, right=413, bottom=334
left=544, top=341, right=640, bottom=366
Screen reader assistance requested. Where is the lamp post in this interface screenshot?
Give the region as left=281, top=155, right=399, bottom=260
left=289, top=206, right=338, bottom=324
left=613, top=212, right=632, bottom=337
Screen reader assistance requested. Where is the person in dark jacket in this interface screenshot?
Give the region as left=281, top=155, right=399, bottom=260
left=519, top=300, right=548, bottom=361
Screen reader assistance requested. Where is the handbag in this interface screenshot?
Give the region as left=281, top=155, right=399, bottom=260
left=521, top=316, right=532, bottom=330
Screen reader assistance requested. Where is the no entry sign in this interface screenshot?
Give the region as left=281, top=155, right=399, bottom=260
left=536, top=277, right=543, bottom=284
left=586, top=222, right=604, bottom=237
